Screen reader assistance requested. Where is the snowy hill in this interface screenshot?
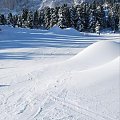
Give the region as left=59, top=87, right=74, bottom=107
left=0, top=25, right=120, bottom=120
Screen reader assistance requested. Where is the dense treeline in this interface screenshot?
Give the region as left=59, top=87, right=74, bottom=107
left=0, top=1, right=120, bottom=33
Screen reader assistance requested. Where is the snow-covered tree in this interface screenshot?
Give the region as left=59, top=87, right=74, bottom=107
left=44, top=7, right=51, bottom=29
left=69, top=6, right=78, bottom=28
left=50, top=7, right=59, bottom=28
left=21, top=9, right=28, bottom=27
left=96, top=5, right=104, bottom=27
left=58, top=4, right=70, bottom=29
left=17, top=15, right=22, bottom=27
left=38, top=10, right=45, bottom=28
left=88, top=11, right=97, bottom=32
left=76, top=16, right=84, bottom=32
left=12, top=15, right=18, bottom=27
left=0, top=14, right=6, bottom=25
left=7, top=13, right=13, bottom=25
left=118, top=17, right=120, bottom=32
left=33, top=10, right=39, bottom=28
left=27, top=11, right=33, bottom=29
left=103, top=3, right=110, bottom=28
left=95, top=21, right=100, bottom=35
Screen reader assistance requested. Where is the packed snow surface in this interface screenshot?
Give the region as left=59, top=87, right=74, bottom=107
left=0, top=26, right=120, bottom=120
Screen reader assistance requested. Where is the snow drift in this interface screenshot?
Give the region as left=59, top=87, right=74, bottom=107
left=66, top=41, right=120, bottom=70
left=42, top=41, right=120, bottom=74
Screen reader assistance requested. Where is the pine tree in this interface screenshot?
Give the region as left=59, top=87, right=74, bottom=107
left=96, top=5, right=104, bottom=28
left=0, top=14, right=6, bottom=25
left=7, top=13, right=13, bottom=25
left=27, top=11, right=33, bottom=29
left=58, top=4, right=70, bottom=29
left=21, top=9, right=28, bottom=27
left=118, top=17, right=120, bottom=32
left=76, top=16, right=84, bottom=32
left=38, top=10, right=45, bottom=28
left=17, top=15, right=22, bottom=27
left=12, top=15, right=18, bottom=27
left=103, top=3, right=111, bottom=28
left=50, top=7, right=58, bottom=28
left=69, top=6, right=78, bottom=28
left=33, top=10, right=39, bottom=28
left=88, top=11, right=97, bottom=32
left=95, top=21, right=101, bottom=34
left=44, top=7, right=51, bottom=29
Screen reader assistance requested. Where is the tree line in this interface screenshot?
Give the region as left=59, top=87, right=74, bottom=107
left=0, top=1, right=120, bottom=33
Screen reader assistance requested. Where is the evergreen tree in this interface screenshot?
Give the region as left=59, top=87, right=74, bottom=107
left=50, top=7, right=59, bottom=28
left=44, top=7, right=51, bottom=29
left=103, top=3, right=111, bottom=28
left=81, top=4, right=89, bottom=31
left=96, top=5, right=104, bottom=28
left=76, top=16, right=84, bottom=32
left=0, top=14, right=6, bottom=25
left=69, top=6, right=78, bottom=28
left=38, top=10, right=45, bottom=28
left=12, top=15, right=18, bottom=27
left=33, top=10, right=39, bottom=28
left=17, top=15, right=22, bottom=27
left=95, top=21, right=101, bottom=34
left=88, top=11, right=97, bottom=32
left=21, top=9, right=28, bottom=27
left=7, top=13, right=13, bottom=25
left=58, top=4, right=70, bottom=29
left=118, top=17, right=120, bottom=32
left=27, top=11, right=33, bottom=29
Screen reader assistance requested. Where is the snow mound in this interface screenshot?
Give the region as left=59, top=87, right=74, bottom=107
left=66, top=56, right=120, bottom=89
left=64, top=27, right=81, bottom=35
left=49, top=26, right=80, bottom=36
left=49, top=26, right=63, bottom=32
left=65, top=41, right=120, bottom=70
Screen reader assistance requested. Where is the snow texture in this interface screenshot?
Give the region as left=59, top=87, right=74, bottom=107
left=0, top=25, right=120, bottom=120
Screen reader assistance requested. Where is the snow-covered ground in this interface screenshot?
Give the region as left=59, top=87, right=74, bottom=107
left=0, top=25, right=120, bottom=120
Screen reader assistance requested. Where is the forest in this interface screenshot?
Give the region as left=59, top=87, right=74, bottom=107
left=0, top=1, right=120, bottom=33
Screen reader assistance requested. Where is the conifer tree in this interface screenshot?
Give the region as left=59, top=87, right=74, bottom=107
left=69, top=6, right=78, bottom=28
left=88, top=11, right=97, bottom=32
left=50, top=7, right=58, bottom=28
left=44, top=7, right=51, bottom=29
left=76, top=16, right=84, bottom=31
left=95, top=21, right=100, bottom=34
left=103, top=3, right=110, bottom=28
left=58, top=4, right=70, bottom=29
left=7, top=13, right=13, bottom=25
left=17, top=15, right=22, bottom=27
left=12, top=15, right=18, bottom=27
left=0, top=14, right=6, bottom=25
left=96, top=5, right=104, bottom=28
left=21, top=9, right=28, bottom=27
left=27, top=11, right=33, bottom=29
left=38, top=10, right=45, bottom=28
left=118, top=17, right=120, bottom=32
left=33, top=10, right=39, bottom=28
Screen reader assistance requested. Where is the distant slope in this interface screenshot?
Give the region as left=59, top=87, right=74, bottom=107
left=0, top=0, right=103, bottom=12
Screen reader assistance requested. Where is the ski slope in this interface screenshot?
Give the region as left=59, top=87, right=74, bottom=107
left=0, top=25, right=120, bottom=120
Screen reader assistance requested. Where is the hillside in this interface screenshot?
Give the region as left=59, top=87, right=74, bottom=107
left=0, top=0, right=104, bottom=12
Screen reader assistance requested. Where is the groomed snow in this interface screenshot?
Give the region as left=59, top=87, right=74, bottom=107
left=0, top=25, right=120, bottom=120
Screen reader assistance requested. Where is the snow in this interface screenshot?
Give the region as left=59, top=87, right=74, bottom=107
left=0, top=25, right=120, bottom=120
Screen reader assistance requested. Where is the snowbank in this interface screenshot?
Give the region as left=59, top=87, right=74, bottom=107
left=66, top=56, right=120, bottom=89
left=66, top=41, right=120, bottom=70
left=49, top=26, right=81, bottom=36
